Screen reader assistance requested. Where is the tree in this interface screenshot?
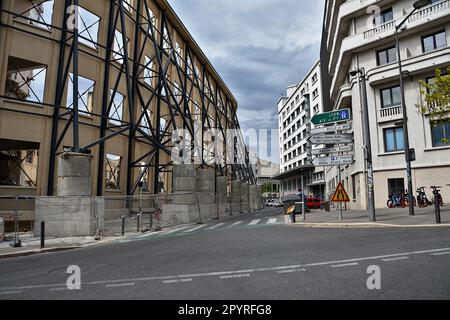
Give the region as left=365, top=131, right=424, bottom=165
left=418, top=66, right=450, bottom=122
left=261, top=182, right=273, bottom=194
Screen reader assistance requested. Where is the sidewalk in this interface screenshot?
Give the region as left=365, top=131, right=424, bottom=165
left=0, top=233, right=122, bottom=259
left=293, top=206, right=450, bottom=228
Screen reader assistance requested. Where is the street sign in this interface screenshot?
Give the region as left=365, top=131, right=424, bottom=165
left=311, top=124, right=352, bottom=135
left=332, top=182, right=350, bottom=203
left=311, top=109, right=351, bottom=125
left=311, top=145, right=353, bottom=156
left=312, top=155, right=354, bottom=166
left=309, top=134, right=353, bottom=145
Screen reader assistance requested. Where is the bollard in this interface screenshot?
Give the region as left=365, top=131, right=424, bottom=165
left=121, top=216, right=126, bottom=236
left=40, top=221, right=45, bottom=249
left=137, top=214, right=142, bottom=232
left=434, top=193, right=441, bottom=224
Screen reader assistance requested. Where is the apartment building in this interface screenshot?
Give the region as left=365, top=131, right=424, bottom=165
left=321, top=0, right=450, bottom=209
left=275, top=61, right=326, bottom=199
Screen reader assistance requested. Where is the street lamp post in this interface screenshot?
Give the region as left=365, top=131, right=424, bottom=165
left=394, top=0, right=430, bottom=216
left=350, top=68, right=376, bottom=222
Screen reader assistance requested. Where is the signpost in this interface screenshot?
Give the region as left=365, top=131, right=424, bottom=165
left=310, top=124, right=352, bottom=135
left=312, top=155, right=354, bottom=167
left=309, top=134, right=353, bottom=145
left=331, top=182, right=350, bottom=221
left=312, top=145, right=353, bottom=156
left=311, top=108, right=351, bottom=125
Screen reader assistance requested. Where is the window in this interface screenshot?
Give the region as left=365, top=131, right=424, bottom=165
left=388, top=178, right=405, bottom=197
left=193, top=101, right=201, bottom=121
left=21, top=0, right=54, bottom=31
left=123, top=0, right=133, bottom=11
left=109, top=90, right=124, bottom=125
left=175, top=42, right=183, bottom=66
left=144, top=55, right=154, bottom=86
left=422, top=30, right=447, bottom=53
left=312, top=89, right=319, bottom=99
left=431, top=121, right=450, bottom=147
left=78, top=7, right=100, bottom=49
left=140, top=108, right=152, bottom=135
left=105, top=154, right=121, bottom=191
left=373, top=8, right=393, bottom=26
left=67, top=73, right=95, bottom=114
left=113, top=30, right=129, bottom=64
left=377, top=46, right=397, bottom=66
left=173, top=82, right=182, bottom=104
left=146, top=7, right=157, bottom=35
left=163, top=26, right=171, bottom=52
left=313, top=104, right=319, bottom=114
left=5, top=57, right=47, bottom=104
left=384, top=127, right=404, bottom=152
left=381, top=86, right=401, bottom=108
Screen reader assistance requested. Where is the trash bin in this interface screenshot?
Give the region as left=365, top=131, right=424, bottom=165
left=282, top=195, right=303, bottom=223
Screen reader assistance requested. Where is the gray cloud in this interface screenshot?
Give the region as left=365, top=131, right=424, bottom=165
left=168, top=0, right=324, bottom=162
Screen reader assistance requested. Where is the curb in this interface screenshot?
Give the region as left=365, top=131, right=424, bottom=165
left=292, top=222, right=450, bottom=229
left=0, top=246, right=79, bottom=260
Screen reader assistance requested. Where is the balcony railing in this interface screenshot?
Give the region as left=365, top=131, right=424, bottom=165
left=379, top=105, right=403, bottom=119
left=364, top=21, right=395, bottom=39
left=408, top=0, right=450, bottom=23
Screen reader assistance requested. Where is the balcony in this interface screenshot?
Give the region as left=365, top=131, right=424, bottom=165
left=330, top=0, right=450, bottom=101
left=378, top=105, right=403, bottom=123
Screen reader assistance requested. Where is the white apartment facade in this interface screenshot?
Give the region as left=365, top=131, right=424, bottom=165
left=321, top=0, right=450, bottom=209
left=276, top=61, right=326, bottom=198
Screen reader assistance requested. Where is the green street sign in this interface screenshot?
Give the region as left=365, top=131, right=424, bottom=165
left=311, top=109, right=351, bottom=125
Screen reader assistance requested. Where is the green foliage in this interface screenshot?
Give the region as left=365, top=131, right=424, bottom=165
left=261, top=182, right=273, bottom=193
left=418, top=66, right=450, bottom=122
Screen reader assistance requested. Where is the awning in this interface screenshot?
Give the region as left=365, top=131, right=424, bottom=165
left=272, top=165, right=315, bottom=181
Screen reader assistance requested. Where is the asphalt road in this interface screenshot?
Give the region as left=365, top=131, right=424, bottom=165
left=1, top=207, right=450, bottom=300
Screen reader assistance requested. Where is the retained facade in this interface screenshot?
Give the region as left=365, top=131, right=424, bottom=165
left=276, top=61, right=326, bottom=199
left=0, top=0, right=255, bottom=201
left=321, top=0, right=450, bottom=209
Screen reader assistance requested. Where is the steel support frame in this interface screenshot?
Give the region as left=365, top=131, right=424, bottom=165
left=1, top=0, right=256, bottom=197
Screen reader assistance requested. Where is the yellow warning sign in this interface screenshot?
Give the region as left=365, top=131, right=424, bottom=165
left=332, top=182, right=350, bottom=203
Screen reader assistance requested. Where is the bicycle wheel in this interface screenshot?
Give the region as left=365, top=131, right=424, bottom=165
left=387, top=200, right=395, bottom=209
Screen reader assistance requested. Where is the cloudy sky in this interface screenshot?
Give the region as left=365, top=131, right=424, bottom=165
left=167, top=0, right=325, bottom=163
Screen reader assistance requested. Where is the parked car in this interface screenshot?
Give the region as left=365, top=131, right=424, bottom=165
left=306, top=196, right=323, bottom=209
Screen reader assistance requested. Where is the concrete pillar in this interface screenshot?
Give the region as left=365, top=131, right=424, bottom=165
left=249, top=185, right=257, bottom=211
left=216, top=176, right=230, bottom=216
left=172, top=164, right=196, bottom=205
left=57, top=152, right=93, bottom=196
left=256, top=186, right=263, bottom=210
left=241, top=183, right=250, bottom=212
left=231, top=180, right=242, bottom=214
left=196, top=167, right=217, bottom=220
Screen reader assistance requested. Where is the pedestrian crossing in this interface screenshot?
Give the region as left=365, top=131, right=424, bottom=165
left=118, top=217, right=285, bottom=243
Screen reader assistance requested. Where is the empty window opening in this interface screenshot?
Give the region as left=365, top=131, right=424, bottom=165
left=105, top=153, right=121, bottom=191
left=67, top=73, right=95, bottom=114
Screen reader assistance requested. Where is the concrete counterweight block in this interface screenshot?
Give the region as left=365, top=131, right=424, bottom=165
left=241, top=183, right=250, bottom=212
left=256, top=186, right=263, bottom=210
left=196, top=167, right=217, bottom=220
left=249, top=185, right=257, bottom=212
left=216, top=176, right=230, bottom=216
left=231, top=180, right=242, bottom=214
left=172, top=164, right=197, bottom=205
left=57, top=152, right=93, bottom=196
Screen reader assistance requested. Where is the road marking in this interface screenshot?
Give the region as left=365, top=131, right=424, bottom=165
left=267, top=218, right=277, bottom=224
left=249, top=219, right=261, bottom=225
left=277, top=268, right=306, bottom=274
left=163, top=279, right=192, bottom=284
left=206, top=223, right=225, bottom=230
left=220, top=274, right=250, bottom=279
left=160, top=226, right=191, bottom=235
left=382, top=256, right=409, bottom=262
left=331, top=262, right=359, bottom=268
left=48, top=287, right=68, bottom=292
left=105, top=282, right=135, bottom=288
left=431, top=251, right=450, bottom=256
left=183, top=225, right=207, bottom=233
left=0, top=290, right=22, bottom=295
left=227, top=221, right=243, bottom=228
left=2, top=247, right=450, bottom=292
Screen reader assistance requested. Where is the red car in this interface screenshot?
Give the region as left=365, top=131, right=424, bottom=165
left=306, top=196, right=322, bottom=209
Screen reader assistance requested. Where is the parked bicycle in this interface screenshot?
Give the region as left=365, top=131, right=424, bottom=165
left=430, top=186, right=444, bottom=207
left=416, top=187, right=433, bottom=208
left=387, top=192, right=408, bottom=209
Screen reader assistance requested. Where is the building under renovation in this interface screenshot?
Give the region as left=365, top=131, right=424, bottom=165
left=0, top=0, right=260, bottom=235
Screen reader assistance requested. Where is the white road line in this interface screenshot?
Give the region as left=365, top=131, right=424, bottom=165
left=183, top=225, right=207, bottom=233
left=3, top=247, right=450, bottom=292
left=163, top=279, right=192, bottom=284
left=331, top=262, right=359, bottom=268
left=0, top=290, right=22, bottom=295
left=206, top=223, right=225, bottom=230
left=220, top=274, right=250, bottom=279
left=267, top=218, right=277, bottom=224
left=382, top=256, right=409, bottom=262
left=227, top=221, right=243, bottom=228
left=105, top=282, right=135, bottom=288
left=277, top=268, right=306, bottom=274
left=249, top=219, right=261, bottom=225
left=160, top=226, right=191, bottom=235
left=431, top=251, right=450, bottom=256
left=48, top=287, right=68, bottom=292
